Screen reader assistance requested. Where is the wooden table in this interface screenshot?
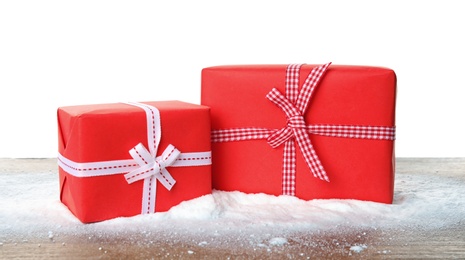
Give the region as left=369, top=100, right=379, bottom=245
left=1, top=158, right=464, bottom=259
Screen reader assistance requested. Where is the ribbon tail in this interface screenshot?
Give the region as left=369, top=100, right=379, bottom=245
left=295, top=62, right=332, bottom=114
left=294, top=129, right=330, bottom=182
left=157, top=168, right=176, bottom=191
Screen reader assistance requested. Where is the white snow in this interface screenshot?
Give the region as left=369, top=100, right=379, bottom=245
left=269, top=237, right=288, bottom=246
left=1, top=169, right=464, bottom=249
left=350, top=244, right=367, bottom=253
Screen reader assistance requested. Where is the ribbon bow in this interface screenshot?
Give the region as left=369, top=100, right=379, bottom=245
left=266, top=63, right=332, bottom=186
left=124, top=143, right=180, bottom=190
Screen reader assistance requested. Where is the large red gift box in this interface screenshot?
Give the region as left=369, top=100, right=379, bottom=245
left=201, top=63, right=396, bottom=203
left=57, top=101, right=212, bottom=223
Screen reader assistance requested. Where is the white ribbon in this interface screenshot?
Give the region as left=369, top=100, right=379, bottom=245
left=125, top=143, right=179, bottom=189
left=58, top=102, right=212, bottom=215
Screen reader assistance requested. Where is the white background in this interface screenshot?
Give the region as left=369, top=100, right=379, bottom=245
left=0, top=0, right=464, bottom=158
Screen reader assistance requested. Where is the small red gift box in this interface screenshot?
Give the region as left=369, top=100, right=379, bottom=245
left=201, top=63, right=396, bottom=203
left=57, top=101, right=212, bottom=223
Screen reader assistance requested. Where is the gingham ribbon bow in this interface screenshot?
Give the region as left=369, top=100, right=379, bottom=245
left=267, top=63, right=331, bottom=183
left=124, top=143, right=179, bottom=190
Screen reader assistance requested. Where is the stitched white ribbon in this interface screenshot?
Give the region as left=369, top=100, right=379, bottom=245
left=58, top=102, right=212, bottom=215
left=125, top=143, right=179, bottom=188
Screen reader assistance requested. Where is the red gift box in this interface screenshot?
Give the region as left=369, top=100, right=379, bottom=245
left=57, top=101, right=212, bottom=223
left=201, top=63, right=396, bottom=203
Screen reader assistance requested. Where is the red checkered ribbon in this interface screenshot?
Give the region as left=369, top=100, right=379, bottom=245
left=211, top=63, right=396, bottom=196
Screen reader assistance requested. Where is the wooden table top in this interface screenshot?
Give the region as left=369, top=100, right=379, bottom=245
left=1, top=158, right=464, bottom=259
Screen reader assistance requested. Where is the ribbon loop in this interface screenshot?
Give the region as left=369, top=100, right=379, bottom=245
left=266, top=88, right=301, bottom=119
left=124, top=143, right=179, bottom=190
left=129, top=143, right=153, bottom=167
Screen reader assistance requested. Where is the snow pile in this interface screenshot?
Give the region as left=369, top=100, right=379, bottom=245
left=0, top=170, right=464, bottom=245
